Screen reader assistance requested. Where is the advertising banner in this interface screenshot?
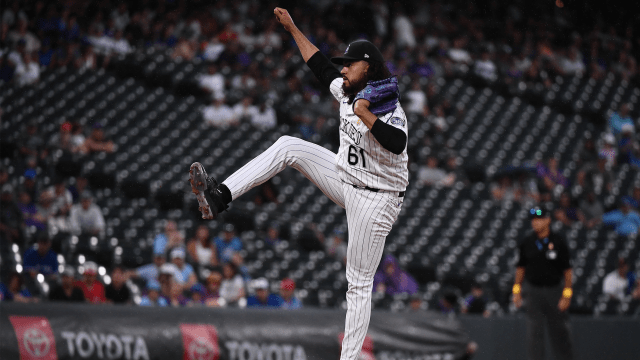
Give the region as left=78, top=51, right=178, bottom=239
left=0, top=303, right=470, bottom=360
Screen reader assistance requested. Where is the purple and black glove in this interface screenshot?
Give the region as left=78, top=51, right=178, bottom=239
left=353, top=77, right=400, bottom=115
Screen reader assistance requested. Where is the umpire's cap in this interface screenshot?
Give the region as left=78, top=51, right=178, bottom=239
left=331, top=40, right=384, bottom=65
left=529, top=206, right=551, bottom=218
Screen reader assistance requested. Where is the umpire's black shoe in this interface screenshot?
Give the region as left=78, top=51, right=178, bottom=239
left=189, top=162, right=228, bottom=220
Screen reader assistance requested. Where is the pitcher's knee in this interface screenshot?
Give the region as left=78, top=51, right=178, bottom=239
left=275, top=135, right=298, bottom=146
left=274, top=136, right=307, bottom=156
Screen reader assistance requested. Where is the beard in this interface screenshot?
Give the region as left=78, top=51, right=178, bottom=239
left=342, top=75, right=369, bottom=104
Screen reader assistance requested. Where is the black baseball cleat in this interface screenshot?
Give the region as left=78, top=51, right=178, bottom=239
left=189, top=162, right=228, bottom=220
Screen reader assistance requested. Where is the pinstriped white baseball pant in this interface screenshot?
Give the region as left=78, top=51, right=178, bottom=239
left=223, top=136, right=403, bottom=360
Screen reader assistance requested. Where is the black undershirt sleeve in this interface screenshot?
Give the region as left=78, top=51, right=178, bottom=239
left=307, top=51, right=405, bottom=154
left=370, top=120, right=407, bottom=155
left=306, top=51, right=342, bottom=89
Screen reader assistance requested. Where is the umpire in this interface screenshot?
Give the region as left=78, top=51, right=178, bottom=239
left=512, top=206, right=574, bottom=360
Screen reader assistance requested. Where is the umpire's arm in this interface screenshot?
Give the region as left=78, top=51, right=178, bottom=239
left=512, top=266, right=525, bottom=308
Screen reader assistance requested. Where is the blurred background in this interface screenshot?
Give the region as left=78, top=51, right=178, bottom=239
left=1, top=0, right=639, bottom=320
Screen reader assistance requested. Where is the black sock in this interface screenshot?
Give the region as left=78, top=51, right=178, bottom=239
left=218, top=184, right=232, bottom=205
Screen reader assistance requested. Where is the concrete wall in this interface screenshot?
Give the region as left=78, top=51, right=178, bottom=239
left=458, top=315, right=640, bottom=360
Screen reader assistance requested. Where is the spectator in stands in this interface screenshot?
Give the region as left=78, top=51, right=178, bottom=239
left=139, top=280, right=165, bottom=306
left=0, top=185, right=24, bottom=244
left=167, top=282, right=189, bottom=307
left=157, top=263, right=179, bottom=304
left=435, top=290, right=459, bottom=315
left=491, top=175, right=519, bottom=204
left=247, top=278, right=282, bottom=308
left=448, top=37, right=472, bottom=65
left=324, top=229, right=348, bottom=264
left=49, top=267, right=85, bottom=302
left=105, top=266, right=131, bottom=304
left=558, top=47, right=585, bottom=76
left=578, top=137, right=599, bottom=168
left=187, top=224, right=218, bottom=267
left=215, top=224, right=242, bottom=263
left=170, top=247, right=197, bottom=290
left=110, top=30, right=133, bottom=55
left=373, top=254, right=418, bottom=296
left=618, top=124, right=638, bottom=165
left=69, top=191, right=105, bottom=238
left=263, top=224, right=281, bottom=248
left=255, top=21, right=282, bottom=49
left=608, top=103, right=633, bottom=138
left=198, top=63, right=225, bottom=100
left=231, top=252, right=251, bottom=282
left=405, top=81, right=428, bottom=115
left=474, top=50, right=498, bottom=83
left=19, top=121, right=45, bottom=167
left=393, top=9, right=416, bottom=48
left=232, top=96, right=258, bottom=122
left=75, top=261, right=106, bottom=304
left=202, top=96, right=239, bottom=127
left=602, top=258, right=634, bottom=301
left=599, top=133, right=618, bottom=167
left=407, top=294, right=424, bottom=311
left=251, top=99, right=278, bottom=130
left=536, top=157, right=568, bottom=192
left=49, top=177, right=73, bottom=218
left=418, top=156, right=454, bottom=187
left=252, top=178, right=280, bottom=206
left=279, top=278, right=301, bottom=309
left=34, top=190, right=57, bottom=230
left=153, top=220, right=184, bottom=256
left=202, top=36, right=225, bottom=62
left=554, top=193, right=583, bottom=226
left=632, top=186, right=640, bottom=206
left=0, top=53, right=14, bottom=83
left=444, top=154, right=467, bottom=185
left=219, top=262, right=245, bottom=306
left=576, top=154, right=613, bottom=196
left=0, top=272, right=34, bottom=303
left=129, top=252, right=165, bottom=284
left=14, top=52, right=39, bottom=86
left=204, top=271, right=225, bottom=307
left=188, top=283, right=207, bottom=306
left=82, top=124, right=115, bottom=154
left=461, top=282, right=490, bottom=317
left=76, top=44, right=97, bottom=70
left=68, top=175, right=89, bottom=203
left=612, top=50, right=637, bottom=81
left=23, top=231, right=58, bottom=278
left=8, top=19, right=40, bottom=53
left=17, top=191, right=39, bottom=229
left=598, top=196, right=640, bottom=236
left=579, top=191, right=605, bottom=228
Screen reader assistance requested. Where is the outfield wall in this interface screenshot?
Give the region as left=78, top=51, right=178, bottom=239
left=1, top=303, right=638, bottom=360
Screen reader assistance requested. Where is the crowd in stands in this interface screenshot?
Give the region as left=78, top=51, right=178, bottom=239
left=2, top=0, right=640, bottom=313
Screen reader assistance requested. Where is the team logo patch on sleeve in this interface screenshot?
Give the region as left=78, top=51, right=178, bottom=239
left=389, top=117, right=405, bottom=127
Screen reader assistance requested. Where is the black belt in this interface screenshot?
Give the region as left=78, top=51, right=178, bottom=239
left=351, top=184, right=405, bottom=197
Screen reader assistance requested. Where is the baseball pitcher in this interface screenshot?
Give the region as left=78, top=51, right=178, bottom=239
left=189, top=8, right=408, bottom=360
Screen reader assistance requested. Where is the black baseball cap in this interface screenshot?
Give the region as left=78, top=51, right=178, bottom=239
left=331, top=40, right=384, bottom=65
left=529, top=206, right=551, bottom=218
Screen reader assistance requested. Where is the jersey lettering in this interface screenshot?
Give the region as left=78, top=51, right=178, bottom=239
left=339, top=118, right=363, bottom=145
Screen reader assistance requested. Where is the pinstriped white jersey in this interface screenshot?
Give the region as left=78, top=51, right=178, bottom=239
left=329, top=77, right=409, bottom=192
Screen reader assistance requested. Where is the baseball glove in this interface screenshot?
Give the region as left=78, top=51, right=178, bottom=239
left=353, top=77, right=399, bottom=115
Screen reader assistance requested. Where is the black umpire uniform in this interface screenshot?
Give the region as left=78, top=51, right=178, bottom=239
left=514, top=207, right=574, bottom=360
